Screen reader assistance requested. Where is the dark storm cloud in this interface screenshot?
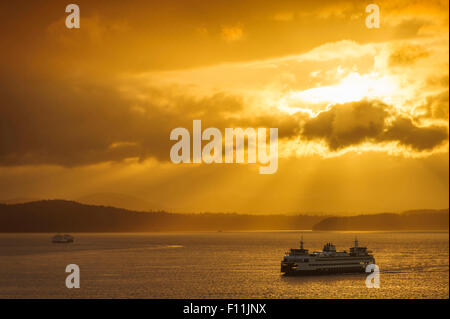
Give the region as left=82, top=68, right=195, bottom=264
left=0, top=70, right=305, bottom=167
left=301, top=100, right=448, bottom=151
left=0, top=74, right=148, bottom=166
left=302, top=100, right=389, bottom=150
left=382, top=116, right=449, bottom=150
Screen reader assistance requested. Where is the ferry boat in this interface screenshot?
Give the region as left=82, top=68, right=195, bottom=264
left=52, top=234, right=74, bottom=243
left=281, top=237, right=375, bottom=275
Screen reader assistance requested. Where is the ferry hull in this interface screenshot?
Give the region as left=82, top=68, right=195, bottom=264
left=281, top=262, right=369, bottom=276
left=282, top=267, right=366, bottom=276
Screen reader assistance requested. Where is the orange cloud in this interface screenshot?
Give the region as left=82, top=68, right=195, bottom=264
left=221, top=24, right=244, bottom=42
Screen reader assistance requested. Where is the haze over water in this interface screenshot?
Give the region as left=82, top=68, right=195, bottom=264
left=0, top=232, right=447, bottom=298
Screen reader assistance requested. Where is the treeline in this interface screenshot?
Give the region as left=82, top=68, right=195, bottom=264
left=0, top=200, right=326, bottom=232
left=312, top=210, right=449, bottom=231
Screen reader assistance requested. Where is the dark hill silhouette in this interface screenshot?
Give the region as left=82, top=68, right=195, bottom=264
left=0, top=200, right=326, bottom=232
left=1, top=200, right=447, bottom=232
left=312, top=209, right=449, bottom=231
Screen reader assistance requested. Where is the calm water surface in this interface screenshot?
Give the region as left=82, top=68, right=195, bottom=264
left=0, top=232, right=448, bottom=298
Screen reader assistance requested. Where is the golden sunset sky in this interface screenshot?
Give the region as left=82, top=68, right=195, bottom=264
left=0, top=0, right=448, bottom=213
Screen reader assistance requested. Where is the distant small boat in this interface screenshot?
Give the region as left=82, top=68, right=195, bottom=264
left=52, top=234, right=74, bottom=243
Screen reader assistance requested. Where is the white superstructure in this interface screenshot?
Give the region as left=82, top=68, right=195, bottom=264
left=52, top=234, right=74, bottom=243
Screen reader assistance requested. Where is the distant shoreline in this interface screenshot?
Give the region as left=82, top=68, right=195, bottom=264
left=1, top=200, right=448, bottom=233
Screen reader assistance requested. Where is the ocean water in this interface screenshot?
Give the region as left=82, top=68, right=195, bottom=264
left=0, top=232, right=448, bottom=299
